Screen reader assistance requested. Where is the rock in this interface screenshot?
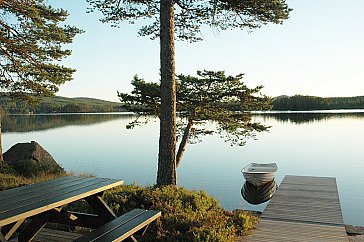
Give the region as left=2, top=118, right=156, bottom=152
left=3, top=141, right=64, bottom=177
left=232, top=209, right=262, bottom=217
left=348, top=234, right=364, bottom=242
left=346, top=225, right=364, bottom=235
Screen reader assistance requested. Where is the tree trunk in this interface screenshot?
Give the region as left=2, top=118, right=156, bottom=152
left=176, top=120, right=193, bottom=168
left=0, top=117, right=3, bottom=165
left=157, top=0, right=177, bottom=186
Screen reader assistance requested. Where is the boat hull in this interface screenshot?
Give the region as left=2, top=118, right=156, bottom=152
left=243, top=172, right=276, bottom=186
left=241, top=179, right=277, bottom=204
left=241, top=163, right=278, bottom=186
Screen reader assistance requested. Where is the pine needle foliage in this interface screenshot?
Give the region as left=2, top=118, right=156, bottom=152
left=118, top=70, right=272, bottom=167
left=0, top=0, right=83, bottom=99
left=87, top=0, right=291, bottom=43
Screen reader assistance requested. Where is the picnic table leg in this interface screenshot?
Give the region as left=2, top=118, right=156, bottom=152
left=85, top=191, right=116, bottom=223
left=124, top=224, right=150, bottom=242
left=17, top=218, right=45, bottom=242
left=126, top=235, right=138, bottom=242
left=0, top=232, right=7, bottom=242
left=1, top=219, right=25, bottom=240
left=18, top=208, right=62, bottom=242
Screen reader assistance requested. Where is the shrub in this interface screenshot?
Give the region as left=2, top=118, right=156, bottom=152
left=104, top=184, right=258, bottom=242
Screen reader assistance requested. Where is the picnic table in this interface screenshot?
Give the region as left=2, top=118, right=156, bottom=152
left=0, top=176, right=161, bottom=242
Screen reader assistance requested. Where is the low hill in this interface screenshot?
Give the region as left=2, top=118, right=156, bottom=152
left=0, top=94, right=126, bottom=114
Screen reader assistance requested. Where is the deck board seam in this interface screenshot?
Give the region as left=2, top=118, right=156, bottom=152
left=260, top=216, right=344, bottom=227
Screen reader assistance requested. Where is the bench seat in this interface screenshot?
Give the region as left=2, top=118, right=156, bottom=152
left=73, top=209, right=161, bottom=242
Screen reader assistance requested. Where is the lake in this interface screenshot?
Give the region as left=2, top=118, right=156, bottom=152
left=2, top=111, right=364, bottom=226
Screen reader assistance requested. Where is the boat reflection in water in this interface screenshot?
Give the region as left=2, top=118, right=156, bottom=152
left=241, top=179, right=277, bottom=205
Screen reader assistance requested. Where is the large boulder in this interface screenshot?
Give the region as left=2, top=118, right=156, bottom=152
left=3, top=141, right=64, bottom=177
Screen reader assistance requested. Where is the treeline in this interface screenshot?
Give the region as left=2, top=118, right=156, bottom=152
left=2, top=94, right=364, bottom=114
left=0, top=94, right=126, bottom=114
left=272, top=95, right=364, bottom=111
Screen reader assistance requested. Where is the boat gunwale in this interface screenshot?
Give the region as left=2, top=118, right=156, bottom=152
left=241, top=163, right=278, bottom=174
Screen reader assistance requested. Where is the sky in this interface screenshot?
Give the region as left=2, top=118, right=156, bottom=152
left=49, top=0, right=364, bottom=102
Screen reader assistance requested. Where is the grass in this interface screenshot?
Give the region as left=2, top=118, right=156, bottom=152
left=0, top=165, right=66, bottom=190
left=0, top=166, right=95, bottom=191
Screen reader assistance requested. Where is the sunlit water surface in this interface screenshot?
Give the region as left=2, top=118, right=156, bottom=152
left=2, top=112, right=364, bottom=226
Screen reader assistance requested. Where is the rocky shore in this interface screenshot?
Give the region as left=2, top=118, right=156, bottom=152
left=346, top=225, right=364, bottom=242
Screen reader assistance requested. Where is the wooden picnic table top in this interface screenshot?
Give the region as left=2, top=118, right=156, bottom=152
left=0, top=176, right=124, bottom=227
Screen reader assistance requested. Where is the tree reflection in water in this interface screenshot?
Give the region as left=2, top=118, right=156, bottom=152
left=1, top=113, right=136, bottom=133
left=256, top=111, right=364, bottom=125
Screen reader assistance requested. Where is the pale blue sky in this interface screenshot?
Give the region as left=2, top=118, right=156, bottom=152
left=49, top=1, right=364, bottom=102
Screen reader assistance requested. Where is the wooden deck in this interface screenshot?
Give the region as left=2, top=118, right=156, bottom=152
left=240, top=175, right=348, bottom=242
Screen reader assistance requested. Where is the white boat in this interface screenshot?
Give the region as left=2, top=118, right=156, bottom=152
left=241, top=163, right=278, bottom=186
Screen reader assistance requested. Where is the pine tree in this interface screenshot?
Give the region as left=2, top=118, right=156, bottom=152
left=88, top=0, right=291, bottom=185
left=119, top=70, right=271, bottom=173
left=0, top=0, right=82, bottom=164
left=0, top=0, right=83, bottom=98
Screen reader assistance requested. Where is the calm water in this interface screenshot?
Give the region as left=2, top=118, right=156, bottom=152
left=2, top=112, right=364, bottom=226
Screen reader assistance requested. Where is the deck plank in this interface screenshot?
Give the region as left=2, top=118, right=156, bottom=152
left=240, top=175, right=348, bottom=242
left=241, top=219, right=348, bottom=242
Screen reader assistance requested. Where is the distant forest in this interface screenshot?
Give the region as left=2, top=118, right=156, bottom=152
left=1, top=94, right=364, bottom=114
left=0, top=94, right=126, bottom=114
left=272, top=95, right=364, bottom=111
